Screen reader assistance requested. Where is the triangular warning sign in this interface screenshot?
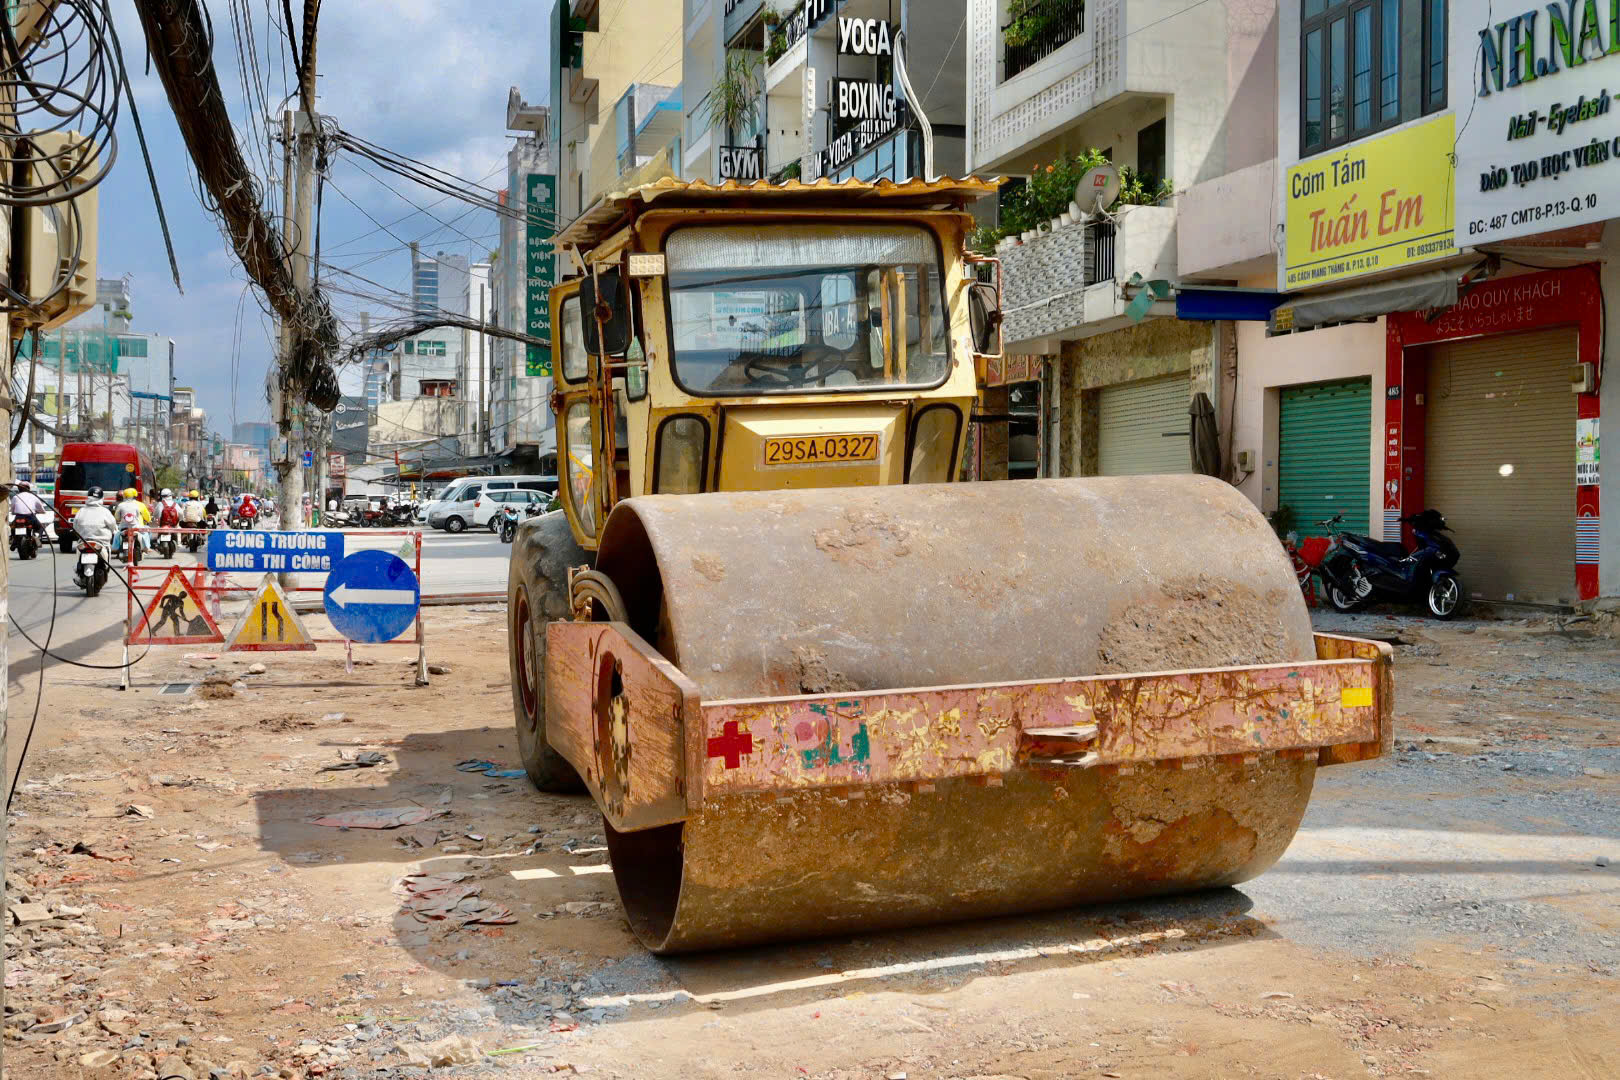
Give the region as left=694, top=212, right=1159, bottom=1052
left=224, top=574, right=317, bottom=652
left=128, top=566, right=225, bottom=645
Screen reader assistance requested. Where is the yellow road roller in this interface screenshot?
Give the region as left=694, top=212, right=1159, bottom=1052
left=508, top=177, right=1393, bottom=954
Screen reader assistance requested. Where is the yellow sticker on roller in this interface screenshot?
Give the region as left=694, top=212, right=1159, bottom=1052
left=1340, top=687, right=1374, bottom=708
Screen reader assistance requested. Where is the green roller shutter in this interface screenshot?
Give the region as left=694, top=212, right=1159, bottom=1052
left=1097, top=375, right=1191, bottom=476
left=1278, top=378, right=1372, bottom=538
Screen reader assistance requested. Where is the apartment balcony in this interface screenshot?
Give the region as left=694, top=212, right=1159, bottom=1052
left=999, top=204, right=1177, bottom=350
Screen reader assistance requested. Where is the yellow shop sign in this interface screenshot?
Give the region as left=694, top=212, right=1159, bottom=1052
left=1283, top=114, right=1457, bottom=290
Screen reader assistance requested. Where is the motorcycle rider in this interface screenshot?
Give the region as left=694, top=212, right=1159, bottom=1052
left=158, top=488, right=181, bottom=529
left=237, top=490, right=260, bottom=527
left=204, top=492, right=221, bottom=519
left=10, top=480, right=55, bottom=542
left=72, top=485, right=117, bottom=544
left=182, top=489, right=208, bottom=528
left=113, top=487, right=151, bottom=556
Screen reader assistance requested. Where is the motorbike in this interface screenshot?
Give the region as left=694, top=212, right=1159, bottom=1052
left=10, top=514, right=39, bottom=560
left=120, top=527, right=143, bottom=566
left=154, top=525, right=179, bottom=559
left=498, top=504, right=522, bottom=544
left=1316, top=509, right=1462, bottom=619
left=183, top=518, right=207, bottom=552
left=74, top=538, right=110, bottom=596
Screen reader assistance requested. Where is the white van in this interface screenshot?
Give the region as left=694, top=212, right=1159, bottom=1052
left=425, top=475, right=558, bottom=533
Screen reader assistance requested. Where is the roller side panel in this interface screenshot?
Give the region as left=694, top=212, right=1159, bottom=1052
left=546, top=621, right=699, bottom=830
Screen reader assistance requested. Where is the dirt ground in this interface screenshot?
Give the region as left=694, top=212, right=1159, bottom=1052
left=4, top=605, right=1617, bottom=1079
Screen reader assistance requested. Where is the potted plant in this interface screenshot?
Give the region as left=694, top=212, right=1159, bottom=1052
left=703, top=51, right=764, bottom=138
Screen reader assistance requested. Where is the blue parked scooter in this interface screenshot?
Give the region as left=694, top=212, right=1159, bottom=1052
left=1316, top=509, right=1462, bottom=619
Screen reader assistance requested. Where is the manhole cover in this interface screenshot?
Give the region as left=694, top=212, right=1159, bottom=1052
left=158, top=682, right=196, bottom=695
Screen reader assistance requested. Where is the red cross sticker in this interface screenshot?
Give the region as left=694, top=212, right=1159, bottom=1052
left=707, top=720, right=754, bottom=770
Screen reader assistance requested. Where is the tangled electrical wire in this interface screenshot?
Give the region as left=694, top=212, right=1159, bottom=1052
left=0, top=0, right=122, bottom=317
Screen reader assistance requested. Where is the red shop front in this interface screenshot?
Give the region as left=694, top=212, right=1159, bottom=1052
left=1385, top=265, right=1601, bottom=606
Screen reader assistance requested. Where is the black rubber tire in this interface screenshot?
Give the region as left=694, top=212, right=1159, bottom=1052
left=1326, top=581, right=1364, bottom=613
left=509, top=509, right=588, bottom=793
left=446, top=516, right=466, bottom=534
left=1427, top=575, right=1461, bottom=619
left=87, top=573, right=102, bottom=598
left=60, top=535, right=74, bottom=554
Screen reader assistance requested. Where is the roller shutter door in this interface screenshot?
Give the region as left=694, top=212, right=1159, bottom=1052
left=1097, top=376, right=1190, bottom=476
left=1278, top=378, right=1372, bottom=538
left=1424, top=327, right=1575, bottom=605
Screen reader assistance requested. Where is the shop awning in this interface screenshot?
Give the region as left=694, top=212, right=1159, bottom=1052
left=1176, top=288, right=1286, bottom=322
left=1270, top=268, right=1459, bottom=334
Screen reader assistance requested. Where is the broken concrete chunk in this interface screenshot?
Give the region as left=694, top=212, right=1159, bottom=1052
left=11, top=902, right=50, bottom=924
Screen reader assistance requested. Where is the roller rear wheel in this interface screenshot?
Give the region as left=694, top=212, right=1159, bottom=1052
left=509, top=510, right=588, bottom=794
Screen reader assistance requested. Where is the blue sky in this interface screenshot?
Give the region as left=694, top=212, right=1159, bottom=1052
left=101, top=0, right=550, bottom=433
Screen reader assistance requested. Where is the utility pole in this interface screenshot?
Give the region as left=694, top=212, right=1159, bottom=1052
left=276, top=1, right=318, bottom=527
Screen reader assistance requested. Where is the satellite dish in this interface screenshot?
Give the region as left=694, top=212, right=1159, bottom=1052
left=1076, top=164, right=1120, bottom=213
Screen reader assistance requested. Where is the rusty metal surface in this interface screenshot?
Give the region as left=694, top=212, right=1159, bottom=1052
left=699, top=656, right=1382, bottom=796
left=608, top=757, right=1318, bottom=952
left=595, top=476, right=1319, bottom=703
left=579, top=477, right=1345, bottom=952
left=556, top=175, right=1001, bottom=249
left=545, top=621, right=698, bottom=830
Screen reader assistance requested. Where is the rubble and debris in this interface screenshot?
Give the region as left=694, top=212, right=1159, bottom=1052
left=310, top=807, right=449, bottom=829
left=319, top=750, right=390, bottom=771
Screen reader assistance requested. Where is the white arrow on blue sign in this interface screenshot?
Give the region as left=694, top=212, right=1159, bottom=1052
left=322, top=550, right=420, bottom=643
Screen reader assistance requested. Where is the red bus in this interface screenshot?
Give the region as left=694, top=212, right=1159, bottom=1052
left=54, top=442, right=156, bottom=551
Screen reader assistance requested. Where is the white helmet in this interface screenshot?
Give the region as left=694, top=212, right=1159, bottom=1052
left=161, top=488, right=173, bottom=498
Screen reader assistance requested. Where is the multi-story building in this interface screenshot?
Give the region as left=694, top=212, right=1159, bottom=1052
left=972, top=0, right=1278, bottom=485
left=1244, top=0, right=1619, bottom=610
left=492, top=87, right=560, bottom=473
left=682, top=0, right=969, bottom=186
left=10, top=275, right=177, bottom=479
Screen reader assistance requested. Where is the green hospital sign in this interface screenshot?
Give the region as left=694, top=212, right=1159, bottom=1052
left=525, top=174, right=557, bottom=378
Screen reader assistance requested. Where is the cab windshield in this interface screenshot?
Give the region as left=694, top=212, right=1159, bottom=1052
left=665, top=224, right=950, bottom=395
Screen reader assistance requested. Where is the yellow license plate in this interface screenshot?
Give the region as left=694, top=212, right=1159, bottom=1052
left=763, top=433, right=879, bottom=466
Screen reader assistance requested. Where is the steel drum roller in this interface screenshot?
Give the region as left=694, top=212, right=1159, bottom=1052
left=593, top=476, right=1320, bottom=953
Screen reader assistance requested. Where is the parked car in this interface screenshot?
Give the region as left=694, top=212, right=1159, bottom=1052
left=473, top=488, right=551, bottom=531
left=426, top=475, right=559, bottom=533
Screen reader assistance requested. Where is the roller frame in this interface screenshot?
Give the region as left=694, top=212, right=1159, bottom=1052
left=545, top=622, right=1394, bottom=835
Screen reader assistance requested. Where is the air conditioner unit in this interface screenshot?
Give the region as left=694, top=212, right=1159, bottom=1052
left=16, top=130, right=99, bottom=330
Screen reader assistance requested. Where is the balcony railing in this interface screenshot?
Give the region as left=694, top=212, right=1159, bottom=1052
left=1002, top=0, right=1085, bottom=80
left=1086, top=220, right=1115, bottom=285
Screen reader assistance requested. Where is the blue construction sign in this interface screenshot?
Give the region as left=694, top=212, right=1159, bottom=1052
left=207, top=529, right=344, bottom=573
left=322, top=549, right=420, bottom=644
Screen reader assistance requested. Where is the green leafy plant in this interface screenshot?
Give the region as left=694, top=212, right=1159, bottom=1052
left=1003, top=0, right=1082, bottom=48
left=771, top=159, right=801, bottom=183
left=765, top=27, right=789, bottom=63
left=703, top=51, right=764, bottom=138
left=968, top=149, right=1173, bottom=253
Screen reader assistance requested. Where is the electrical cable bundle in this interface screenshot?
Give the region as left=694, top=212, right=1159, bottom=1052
left=0, top=0, right=123, bottom=318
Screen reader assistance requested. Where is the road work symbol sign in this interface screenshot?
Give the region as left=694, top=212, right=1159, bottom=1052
left=323, top=550, right=420, bottom=644
left=225, top=574, right=317, bottom=652
left=207, top=529, right=344, bottom=574
left=129, top=566, right=224, bottom=645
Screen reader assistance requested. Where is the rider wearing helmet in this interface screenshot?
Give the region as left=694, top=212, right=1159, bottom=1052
left=72, top=486, right=116, bottom=544
left=10, top=480, right=54, bottom=541
left=113, top=487, right=152, bottom=554
left=158, top=488, right=181, bottom=528
left=182, top=488, right=208, bottom=526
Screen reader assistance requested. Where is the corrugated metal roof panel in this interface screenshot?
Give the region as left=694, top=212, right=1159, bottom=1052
left=553, top=176, right=1003, bottom=249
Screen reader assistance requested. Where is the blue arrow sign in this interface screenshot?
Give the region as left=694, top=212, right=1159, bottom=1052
left=207, top=529, right=344, bottom=573
left=323, top=550, right=420, bottom=643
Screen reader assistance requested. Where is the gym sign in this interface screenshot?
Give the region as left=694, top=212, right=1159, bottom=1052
left=837, top=16, right=893, bottom=55
left=833, top=77, right=896, bottom=125
left=719, top=145, right=763, bottom=181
